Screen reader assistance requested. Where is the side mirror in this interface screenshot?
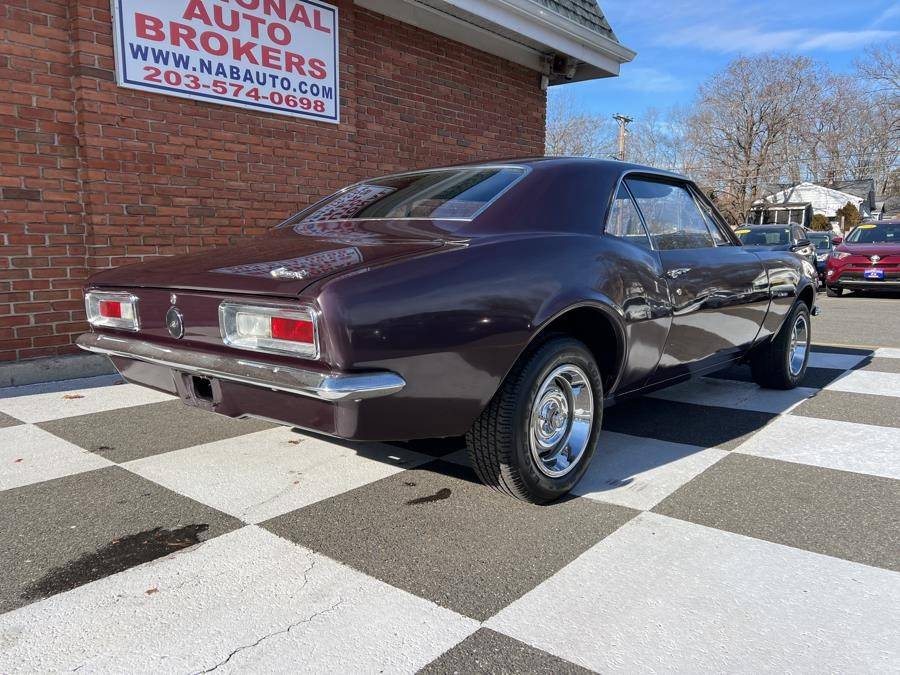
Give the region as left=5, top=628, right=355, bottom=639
left=832, top=236, right=843, bottom=244
left=791, top=239, right=812, bottom=251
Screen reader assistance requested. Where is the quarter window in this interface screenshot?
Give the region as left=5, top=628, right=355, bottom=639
left=605, top=185, right=651, bottom=249
left=625, top=178, right=716, bottom=250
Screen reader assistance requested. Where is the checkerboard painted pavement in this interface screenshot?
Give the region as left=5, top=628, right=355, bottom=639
left=1, top=346, right=898, bottom=673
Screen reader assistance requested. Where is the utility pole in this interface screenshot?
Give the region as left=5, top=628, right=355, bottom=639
left=613, top=113, right=632, bottom=161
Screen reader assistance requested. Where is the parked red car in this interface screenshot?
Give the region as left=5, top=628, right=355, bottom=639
left=825, top=220, right=900, bottom=296
left=77, top=158, right=817, bottom=503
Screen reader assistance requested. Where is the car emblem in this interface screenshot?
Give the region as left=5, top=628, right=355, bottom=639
left=870, top=255, right=881, bottom=264
left=269, top=266, right=309, bottom=280
left=166, top=306, right=184, bottom=339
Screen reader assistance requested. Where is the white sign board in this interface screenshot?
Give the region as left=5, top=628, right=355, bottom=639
left=111, top=0, right=339, bottom=123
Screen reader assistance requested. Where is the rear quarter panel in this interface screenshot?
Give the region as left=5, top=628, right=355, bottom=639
left=305, top=231, right=668, bottom=438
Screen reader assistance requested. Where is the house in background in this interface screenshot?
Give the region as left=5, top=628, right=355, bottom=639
left=826, top=179, right=877, bottom=215
left=748, top=182, right=872, bottom=233
left=873, top=195, right=900, bottom=220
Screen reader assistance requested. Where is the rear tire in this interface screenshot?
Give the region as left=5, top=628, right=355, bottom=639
left=750, top=301, right=811, bottom=390
left=826, top=286, right=843, bottom=297
left=466, top=336, right=603, bottom=503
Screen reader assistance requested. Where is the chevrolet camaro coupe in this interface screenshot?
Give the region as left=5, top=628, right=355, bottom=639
left=78, top=158, right=818, bottom=502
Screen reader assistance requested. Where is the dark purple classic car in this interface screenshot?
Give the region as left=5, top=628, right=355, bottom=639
left=78, top=158, right=818, bottom=502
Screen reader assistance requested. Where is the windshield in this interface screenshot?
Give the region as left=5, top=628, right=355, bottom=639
left=734, top=227, right=791, bottom=246
left=808, top=233, right=832, bottom=250
left=846, top=222, right=900, bottom=244
left=280, top=167, right=525, bottom=225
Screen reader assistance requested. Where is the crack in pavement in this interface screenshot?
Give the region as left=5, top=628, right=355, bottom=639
left=195, top=561, right=345, bottom=674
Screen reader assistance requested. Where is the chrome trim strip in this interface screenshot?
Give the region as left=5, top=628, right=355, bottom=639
left=75, top=333, right=405, bottom=401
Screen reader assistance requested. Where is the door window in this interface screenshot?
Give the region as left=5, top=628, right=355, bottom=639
left=625, top=178, right=716, bottom=250
left=605, top=185, right=651, bottom=249
left=691, top=190, right=732, bottom=245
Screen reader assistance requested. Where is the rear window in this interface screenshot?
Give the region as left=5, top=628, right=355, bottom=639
left=283, top=167, right=525, bottom=224
left=808, top=233, right=832, bottom=250
left=735, top=227, right=791, bottom=245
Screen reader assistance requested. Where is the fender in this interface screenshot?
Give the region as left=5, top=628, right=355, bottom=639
left=520, top=291, right=629, bottom=395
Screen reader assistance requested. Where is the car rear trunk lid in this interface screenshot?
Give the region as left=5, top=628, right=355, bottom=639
left=87, top=220, right=453, bottom=297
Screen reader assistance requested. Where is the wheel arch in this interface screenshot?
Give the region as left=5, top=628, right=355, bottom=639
left=522, top=300, right=628, bottom=396
left=798, top=282, right=815, bottom=311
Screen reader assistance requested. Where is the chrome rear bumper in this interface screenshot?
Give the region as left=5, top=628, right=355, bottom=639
left=75, top=333, right=405, bottom=401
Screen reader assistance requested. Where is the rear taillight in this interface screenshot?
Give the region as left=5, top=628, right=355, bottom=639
left=85, top=291, right=140, bottom=331
left=219, top=302, right=318, bottom=358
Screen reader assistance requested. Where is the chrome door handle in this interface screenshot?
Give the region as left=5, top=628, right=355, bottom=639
left=666, top=268, right=691, bottom=279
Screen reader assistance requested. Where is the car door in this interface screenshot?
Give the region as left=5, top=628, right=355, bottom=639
left=601, top=182, right=671, bottom=393
left=624, top=176, right=770, bottom=383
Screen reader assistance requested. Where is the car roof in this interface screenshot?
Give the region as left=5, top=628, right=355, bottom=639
left=420, top=156, right=689, bottom=182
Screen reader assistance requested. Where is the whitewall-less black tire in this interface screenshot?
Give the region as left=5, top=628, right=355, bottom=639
left=750, top=301, right=811, bottom=390
left=466, top=336, right=604, bottom=503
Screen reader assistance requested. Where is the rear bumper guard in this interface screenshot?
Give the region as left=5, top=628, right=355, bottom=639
left=75, top=333, right=406, bottom=401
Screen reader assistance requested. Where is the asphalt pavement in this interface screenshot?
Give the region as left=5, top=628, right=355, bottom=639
left=0, top=299, right=898, bottom=673
left=814, top=291, right=900, bottom=348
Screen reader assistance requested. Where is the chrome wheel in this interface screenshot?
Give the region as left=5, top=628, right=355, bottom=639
left=529, top=364, right=594, bottom=478
left=788, top=313, right=809, bottom=376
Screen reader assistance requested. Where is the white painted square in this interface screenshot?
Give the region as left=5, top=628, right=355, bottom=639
left=648, top=377, right=817, bottom=414
left=0, top=526, right=478, bottom=674
left=124, top=428, right=431, bottom=523
left=0, top=382, right=172, bottom=423
left=807, top=351, right=869, bottom=370
left=0, top=425, right=113, bottom=490
left=826, top=369, right=900, bottom=398
left=734, top=414, right=900, bottom=479
left=487, top=513, right=900, bottom=674
left=573, top=432, right=728, bottom=510
left=875, top=347, right=900, bottom=359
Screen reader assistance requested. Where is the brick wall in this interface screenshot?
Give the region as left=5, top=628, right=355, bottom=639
left=0, top=1, right=546, bottom=362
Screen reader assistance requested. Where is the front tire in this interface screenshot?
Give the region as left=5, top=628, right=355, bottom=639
left=466, top=336, right=603, bottom=503
left=749, top=301, right=811, bottom=389
left=826, top=285, right=843, bottom=297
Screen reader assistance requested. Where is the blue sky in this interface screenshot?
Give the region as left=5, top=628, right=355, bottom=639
left=559, top=0, right=900, bottom=118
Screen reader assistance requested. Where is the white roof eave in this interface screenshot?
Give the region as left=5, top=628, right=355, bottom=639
left=354, top=0, right=635, bottom=77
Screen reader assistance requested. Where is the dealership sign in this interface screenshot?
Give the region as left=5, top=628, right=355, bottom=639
left=111, top=0, right=339, bottom=123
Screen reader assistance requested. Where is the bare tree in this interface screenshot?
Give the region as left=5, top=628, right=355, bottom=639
left=682, top=55, right=825, bottom=223
left=545, top=93, right=617, bottom=158
left=546, top=49, right=899, bottom=221
left=855, top=43, right=900, bottom=98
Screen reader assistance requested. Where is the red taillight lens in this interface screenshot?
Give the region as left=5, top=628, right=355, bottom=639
left=85, top=291, right=139, bottom=331
left=98, top=300, right=122, bottom=318
left=271, top=316, right=314, bottom=343
left=219, top=302, right=318, bottom=358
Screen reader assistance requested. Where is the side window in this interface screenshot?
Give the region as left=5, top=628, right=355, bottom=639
left=692, top=190, right=731, bottom=245
left=605, top=185, right=651, bottom=249
left=625, top=178, right=716, bottom=250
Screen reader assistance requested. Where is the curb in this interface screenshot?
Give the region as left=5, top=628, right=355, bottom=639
left=0, top=353, right=117, bottom=388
